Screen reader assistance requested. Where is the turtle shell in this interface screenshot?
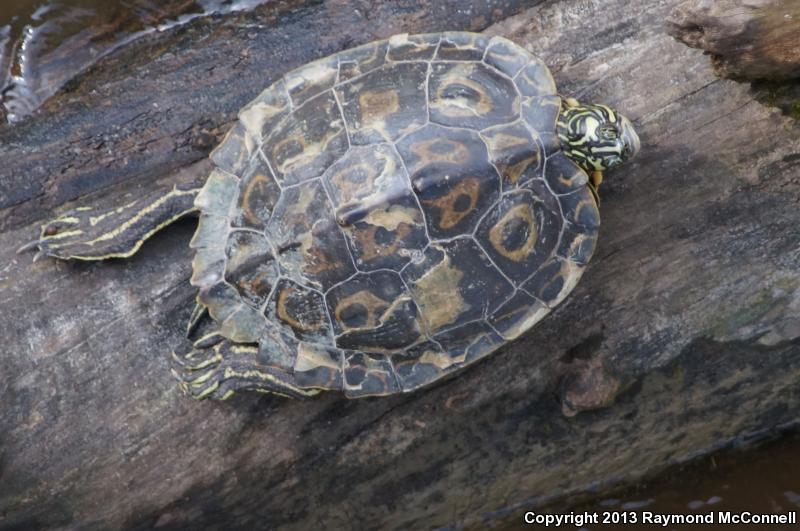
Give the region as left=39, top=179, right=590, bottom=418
left=190, top=32, right=599, bottom=397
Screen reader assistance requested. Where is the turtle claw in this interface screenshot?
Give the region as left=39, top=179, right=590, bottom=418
left=17, top=238, right=48, bottom=263
left=171, top=345, right=227, bottom=400
left=16, top=239, right=42, bottom=255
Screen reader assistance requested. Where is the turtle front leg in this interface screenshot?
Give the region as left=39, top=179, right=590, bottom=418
left=17, top=182, right=202, bottom=261
left=170, top=333, right=320, bottom=400
left=589, top=170, right=604, bottom=205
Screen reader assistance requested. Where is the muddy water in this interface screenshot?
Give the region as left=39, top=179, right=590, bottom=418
left=0, top=0, right=268, bottom=123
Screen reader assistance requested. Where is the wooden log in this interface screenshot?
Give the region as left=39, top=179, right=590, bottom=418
left=667, top=0, right=800, bottom=80
left=2, top=0, right=800, bottom=530
left=0, top=0, right=536, bottom=232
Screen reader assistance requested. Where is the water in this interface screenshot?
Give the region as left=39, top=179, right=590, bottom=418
left=531, top=431, right=800, bottom=531
left=0, top=0, right=270, bottom=123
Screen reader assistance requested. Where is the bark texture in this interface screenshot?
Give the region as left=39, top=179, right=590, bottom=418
left=2, top=0, right=800, bottom=530
left=667, top=0, right=800, bottom=80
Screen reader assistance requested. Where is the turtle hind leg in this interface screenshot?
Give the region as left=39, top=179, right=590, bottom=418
left=18, top=182, right=202, bottom=261
left=171, top=335, right=321, bottom=400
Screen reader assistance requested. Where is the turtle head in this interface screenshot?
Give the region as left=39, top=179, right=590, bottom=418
left=557, top=101, right=640, bottom=173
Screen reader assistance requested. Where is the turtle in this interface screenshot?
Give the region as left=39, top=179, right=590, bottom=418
left=19, top=32, right=640, bottom=400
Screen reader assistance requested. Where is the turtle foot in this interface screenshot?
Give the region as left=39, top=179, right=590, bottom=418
left=170, top=338, right=319, bottom=400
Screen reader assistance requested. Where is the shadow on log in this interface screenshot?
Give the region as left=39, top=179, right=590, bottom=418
left=1, top=0, right=800, bottom=529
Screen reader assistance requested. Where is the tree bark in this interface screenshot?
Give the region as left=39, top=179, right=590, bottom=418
left=2, top=0, right=800, bottom=530
left=666, top=0, right=800, bottom=80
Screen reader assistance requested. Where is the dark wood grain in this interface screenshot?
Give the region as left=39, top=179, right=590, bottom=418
left=1, top=0, right=799, bottom=529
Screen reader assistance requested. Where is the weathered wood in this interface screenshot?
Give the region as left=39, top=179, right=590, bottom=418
left=0, top=0, right=534, bottom=232
left=2, top=0, right=800, bottom=530
left=667, top=0, right=800, bottom=80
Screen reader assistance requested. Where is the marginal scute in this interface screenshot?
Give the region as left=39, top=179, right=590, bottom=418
left=238, top=79, right=291, bottom=142
left=396, top=124, right=501, bottom=239
left=559, top=187, right=600, bottom=229
left=336, top=62, right=428, bottom=144
left=482, top=121, right=544, bottom=189
left=428, top=62, right=519, bottom=130
left=386, top=33, right=440, bottom=61
left=522, top=95, right=562, bottom=155
left=284, top=56, right=339, bottom=107
left=209, top=122, right=258, bottom=177
left=391, top=341, right=450, bottom=391
left=516, top=59, right=557, bottom=98
left=337, top=41, right=388, bottom=83
left=523, top=256, right=585, bottom=309
left=266, top=278, right=333, bottom=345
left=190, top=246, right=226, bottom=288
left=488, top=290, right=550, bottom=340
left=433, top=321, right=504, bottom=365
left=263, top=91, right=347, bottom=186
left=475, top=190, right=562, bottom=284
left=198, top=282, right=243, bottom=323
left=293, top=342, right=343, bottom=390
left=189, top=213, right=228, bottom=251
left=220, top=304, right=268, bottom=344
left=544, top=152, right=590, bottom=195
left=522, top=257, right=566, bottom=306
left=343, top=351, right=400, bottom=397
left=557, top=222, right=598, bottom=266
left=484, top=36, right=530, bottom=77
left=436, top=32, right=489, bottom=61
left=194, top=169, right=239, bottom=216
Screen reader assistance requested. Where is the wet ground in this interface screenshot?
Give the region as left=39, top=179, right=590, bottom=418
left=0, top=0, right=268, bottom=123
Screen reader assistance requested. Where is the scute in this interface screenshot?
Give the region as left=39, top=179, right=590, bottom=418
left=488, top=290, right=549, bottom=340
left=326, top=270, right=423, bottom=351
left=265, top=180, right=355, bottom=291
left=483, top=121, right=544, bottom=189
left=401, top=238, right=514, bottom=335
left=396, top=124, right=501, bottom=239
left=266, top=278, right=333, bottom=345
left=337, top=40, right=388, bottom=83
left=484, top=36, right=529, bottom=77
left=231, top=152, right=281, bottom=230
left=436, top=32, right=489, bottom=61
left=224, top=230, right=278, bottom=307
left=475, top=189, right=562, bottom=285
left=192, top=31, right=601, bottom=396
left=285, top=56, right=338, bottom=107
left=322, top=144, right=427, bottom=271
left=386, top=33, right=440, bottom=61
left=262, top=91, right=348, bottom=186
left=336, top=61, right=428, bottom=144
left=429, top=61, right=520, bottom=130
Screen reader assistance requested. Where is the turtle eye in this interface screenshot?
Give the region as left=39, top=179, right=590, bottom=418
left=599, top=123, right=618, bottom=140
